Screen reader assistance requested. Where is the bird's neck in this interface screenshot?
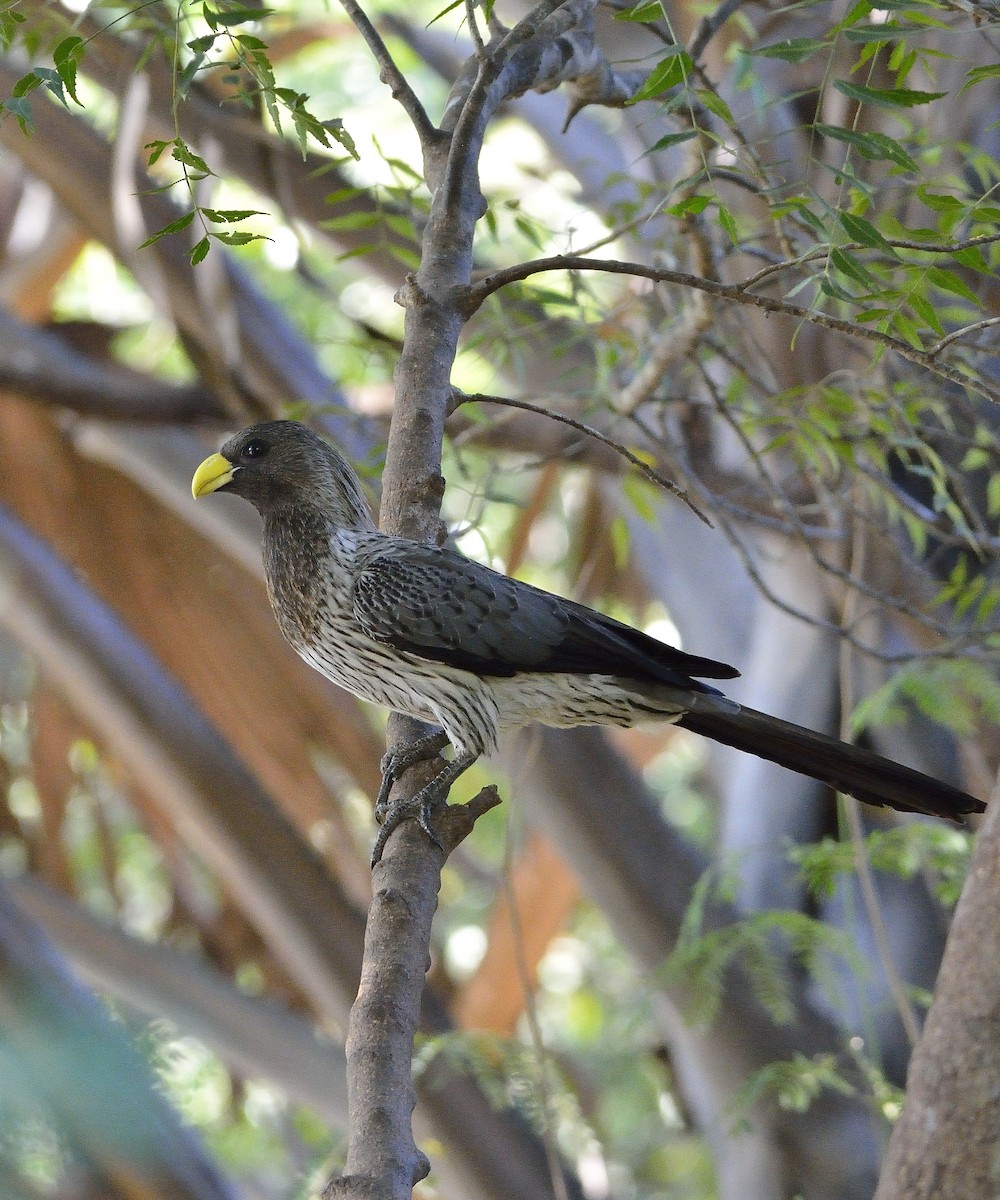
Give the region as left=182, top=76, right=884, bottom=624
left=261, top=501, right=375, bottom=546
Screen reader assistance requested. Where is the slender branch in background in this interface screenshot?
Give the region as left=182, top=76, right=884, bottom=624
left=838, top=499, right=922, bottom=1049
left=631, top=400, right=989, bottom=662
left=689, top=362, right=996, bottom=648
left=738, top=233, right=1000, bottom=293
left=0, top=879, right=241, bottom=1200
left=453, top=387, right=712, bottom=524
left=614, top=134, right=717, bottom=416
left=334, top=0, right=442, bottom=149
left=466, top=255, right=1000, bottom=406
left=928, top=314, right=1000, bottom=357
left=465, top=0, right=486, bottom=56
left=687, top=0, right=748, bottom=61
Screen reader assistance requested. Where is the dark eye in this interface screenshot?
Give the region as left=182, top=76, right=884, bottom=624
left=243, top=439, right=269, bottom=460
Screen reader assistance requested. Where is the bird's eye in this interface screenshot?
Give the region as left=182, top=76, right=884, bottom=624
left=243, top=439, right=269, bottom=460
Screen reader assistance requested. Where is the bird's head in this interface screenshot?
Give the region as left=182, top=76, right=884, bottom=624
left=191, top=420, right=376, bottom=530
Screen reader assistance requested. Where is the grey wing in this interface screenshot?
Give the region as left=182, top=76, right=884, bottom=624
left=351, top=542, right=739, bottom=687
left=352, top=543, right=567, bottom=676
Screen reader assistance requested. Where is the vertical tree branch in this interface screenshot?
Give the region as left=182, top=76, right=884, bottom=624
left=325, top=5, right=654, bottom=1196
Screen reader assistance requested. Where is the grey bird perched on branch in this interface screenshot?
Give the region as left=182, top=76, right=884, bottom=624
left=192, top=420, right=984, bottom=865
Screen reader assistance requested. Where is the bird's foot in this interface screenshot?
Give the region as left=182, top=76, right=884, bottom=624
left=375, top=731, right=451, bottom=824
left=371, top=749, right=478, bottom=868
left=371, top=790, right=444, bottom=868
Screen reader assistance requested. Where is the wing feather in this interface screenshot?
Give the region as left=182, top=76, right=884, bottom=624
left=352, top=543, right=738, bottom=687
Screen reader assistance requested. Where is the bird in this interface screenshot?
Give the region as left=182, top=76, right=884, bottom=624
left=192, top=419, right=985, bottom=865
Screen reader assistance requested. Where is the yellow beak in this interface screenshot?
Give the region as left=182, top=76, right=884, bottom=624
left=192, top=452, right=236, bottom=499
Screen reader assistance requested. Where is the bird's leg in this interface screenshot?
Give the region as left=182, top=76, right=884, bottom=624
left=371, top=750, right=478, bottom=867
left=375, top=730, right=452, bottom=823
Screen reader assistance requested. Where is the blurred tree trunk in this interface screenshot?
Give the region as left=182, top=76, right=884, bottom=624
left=875, top=770, right=1000, bottom=1200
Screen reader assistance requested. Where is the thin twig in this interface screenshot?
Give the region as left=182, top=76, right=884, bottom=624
left=453, top=387, right=713, bottom=525
left=740, top=232, right=1000, bottom=292
left=928, top=315, right=1000, bottom=357
left=334, top=0, right=440, bottom=149
left=465, top=254, right=1000, bottom=406
left=629, top=398, right=992, bottom=662
left=687, top=0, right=747, bottom=60
left=465, top=0, right=487, bottom=55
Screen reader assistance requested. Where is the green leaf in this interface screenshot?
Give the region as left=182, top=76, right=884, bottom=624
left=427, top=0, right=464, bottom=26
left=838, top=211, right=899, bottom=257
left=926, top=266, right=981, bottom=307
left=752, top=37, right=828, bottom=62
left=952, top=246, right=990, bottom=274
left=615, top=0, right=663, bottom=20
left=145, top=139, right=171, bottom=166
left=813, top=124, right=916, bottom=171
left=889, top=44, right=916, bottom=81
left=833, top=79, right=948, bottom=109
left=204, top=4, right=270, bottom=26
left=0, top=6, right=25, bottom=53
left=890, top=310, right=925, bottom=349
left=717, top=203, right=738, bottom=244
left=842, top=21, right=923, bottom=42
left=667, top=194, right=711, bottom=217
left=384, top=212, right=417, bottom=240
left=1, top=96, right=33, bottom=134
left=820, top=274, right=858, bottom=303
left=908, top=292, right=944, bottom=336
left=200, top=207, right=266, bottom=223
left=320, top=211, right=381, bottom=233
left=53, top=35, right=84, bottom=105
left=171, top=141, right=212, bottom=175
left=138, top=210, right=195, bottom=249
left=830, top=246, right=878, bottom=288
left=28, top=67, right=67, bottom=107
left=11, top=71, right=43, bottom=99
left=322, top=116, right=358, bottom=160
left=989, top=473, right=1000, bottom=517
left=917, top=187, right=963, bottom=212
left=632, top=47, right=693, bottom=101
left=961, top=63, right=1000, bottom=95
left=211, top=230, right=258, bottom=245
left=189, top=236, right=210, bottom=265
left=646, top=129, right=699, bottom=153
left=698, top=88, right=735, bottom=124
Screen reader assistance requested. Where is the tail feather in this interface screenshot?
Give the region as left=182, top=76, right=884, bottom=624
left=677, top=701, right=984, bottom=821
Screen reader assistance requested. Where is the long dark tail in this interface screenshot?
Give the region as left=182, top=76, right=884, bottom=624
left=677, top=700, right=984, bottom=821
